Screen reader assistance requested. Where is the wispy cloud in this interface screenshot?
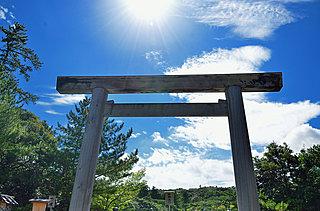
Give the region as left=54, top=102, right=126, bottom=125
left=0, top=6, right=8, bottom=20
left=0, top=5, right=15, bottom=23
left=145, top=51, right=167, bottom=67
left=37, top=93, right=86, bottom=106
left=180, top=0, right=312, bottom=39
left=45, top=110, right=64, bottom=115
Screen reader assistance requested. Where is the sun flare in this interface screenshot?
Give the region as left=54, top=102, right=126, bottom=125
left=124, top=0, right=174, bottom=21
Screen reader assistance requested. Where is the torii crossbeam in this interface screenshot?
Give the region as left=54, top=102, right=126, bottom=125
left=56, top=72, right=283, bottom=211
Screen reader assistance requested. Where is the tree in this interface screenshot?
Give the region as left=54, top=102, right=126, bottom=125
left=295, top=145, right=320, bottom=210
left=0, top=22, right=42, bottom=106
left=0, top=108, right=58, bottom=206
left=150, top=186, right=163, bottom=200
left=131, top=186, right=238, bottom=210
left=137, top=184, right=150, bottom=198
left=91, top=169, right=146, bottom=210
left=258, top=191, right=289, bottom=211
left=254, top=142, right=320, bottom=210
left=0, top=100, right=20, bottom=144
left=0, top=22, right=60, bottom=208
left=55, top=97, right=143, bottom=210
left=254, top=142, right=298, bottom=205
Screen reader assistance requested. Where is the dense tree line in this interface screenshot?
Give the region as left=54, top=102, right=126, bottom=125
left=254, top=142, right=320, bottom=211
left=125, top=185, right=237, bottom=210
left=0, top=22, right=145, bottom=210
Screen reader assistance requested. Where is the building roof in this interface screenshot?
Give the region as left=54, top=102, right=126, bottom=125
left=0, top=194, right=18, bottom=205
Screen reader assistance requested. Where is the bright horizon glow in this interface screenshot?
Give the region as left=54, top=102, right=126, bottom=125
left=124, top=0, right=174, bottom=21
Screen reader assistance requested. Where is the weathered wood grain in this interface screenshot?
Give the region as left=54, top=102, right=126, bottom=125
left=69, top=88, right=107, bottom=211
left=56, top=72, right=282, bottom=94
left=104, top=101, right=228, bottom=117
left=226, top=86, right=260, bottom=211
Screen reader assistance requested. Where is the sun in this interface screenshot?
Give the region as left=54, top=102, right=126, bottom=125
left=124, top=0, right=174, bottom=21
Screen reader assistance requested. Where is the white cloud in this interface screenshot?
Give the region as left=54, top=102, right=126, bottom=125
left=166, top=46, right=320, bottom=152
left=142, top=148, right=192, bottom=166
left=137, top=148, right=234, bottom=188
left=166, top=45, right=271, bottom=75
left=278, top=0, right=313, bottom=2
left=251, top=149, right=264, bottom=158
left=131, top=132, right=142, bottom=138
left=0, top=6, right=7, bottom=20
left=151, top=132, right=169, bottom=146
left=169, top=117, right=230, bottom=150
left=169, top=100, right=320, bottom=151
left=283, top=124, right=320, bottom=152
left=37, top=93, right=86, bottom=106
left=246, top=100, right=320, bottom=149
left=45, top=110, right=64, bottom=115
left=0, top=5, right=15, bottom=22
left=180, top=0, right=312, bottom=39
left=145, top=51, right=167, bottom=67
left=152, top=132, right=166, bottom=142
left=138, top=46, right=320, bottom=189
left=9, top=12, right=14, bottom=19
left=166, top=46, right=270, bottom=103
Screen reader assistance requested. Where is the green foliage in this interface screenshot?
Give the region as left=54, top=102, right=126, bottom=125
left=55, top=97, right=143, bottom=210
left=150, top=186, right=163, bottom=200
left=91, top=169, right=146, bottom=210
left=254, top=142, right=298, bottom=204
left=254, top=142, right=320, bottom=210
left=0, top=101, right=20, bottom=142
left=259, top=191, right=289, bottom=211
left=0, top=22, right=42, bottom=105
left=0, top=107, right=58, bottom=206
left=129, top=186, right=237, bottom=210
left=295, top=145, right=320, bottom=209
left=0, top=96, right=144, bottom=210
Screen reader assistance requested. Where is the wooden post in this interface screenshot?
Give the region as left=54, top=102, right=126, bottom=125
left=69, top=88, right=107, bottom=211
left=226, top=86, right=260, bottom=211
left=29, top=199, right=52, bottom=211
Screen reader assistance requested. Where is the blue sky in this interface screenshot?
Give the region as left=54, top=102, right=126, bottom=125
left=1, top=0, right=320, bottom=189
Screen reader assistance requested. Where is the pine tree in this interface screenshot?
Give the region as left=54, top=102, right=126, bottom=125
left=0, top=22, right=42, bottom=105
left=55, top=97, right=142, bottom=210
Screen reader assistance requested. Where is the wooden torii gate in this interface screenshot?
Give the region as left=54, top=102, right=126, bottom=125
left=56, top=72, right=283, bottom=211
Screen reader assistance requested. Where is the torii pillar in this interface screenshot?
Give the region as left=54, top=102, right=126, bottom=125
left=57, top=72, right=283, bottom=211
left=226, top=86, right=259, bottom=210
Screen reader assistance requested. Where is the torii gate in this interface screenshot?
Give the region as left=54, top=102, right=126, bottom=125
left=56, top=72, right=282, bottom=211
